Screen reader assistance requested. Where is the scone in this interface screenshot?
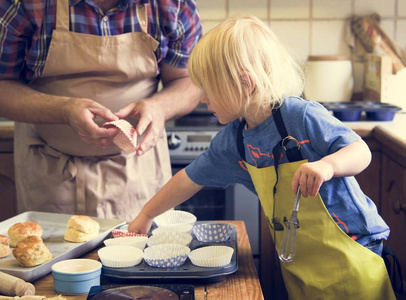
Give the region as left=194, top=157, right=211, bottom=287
left=12, top=236, right=53, bottom=267
left=64, top=215, right=100, bottom=243
left=0, top=235, right=11, bottom=258
left=8, top=221, right=43, bottom=247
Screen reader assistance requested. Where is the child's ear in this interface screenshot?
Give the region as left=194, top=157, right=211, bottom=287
left=239, top=71, right=255, bottom=94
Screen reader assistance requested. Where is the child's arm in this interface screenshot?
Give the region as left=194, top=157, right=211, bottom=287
left=128, top=168, right=204, bottom=234
left=292, top=139, right=372, bottom=198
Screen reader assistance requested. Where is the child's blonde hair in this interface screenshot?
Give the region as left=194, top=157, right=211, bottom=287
left=188, top=15, right=305, bottom=116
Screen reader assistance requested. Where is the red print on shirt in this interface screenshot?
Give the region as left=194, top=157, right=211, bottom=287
left=238, top=144, right=281, bottom=171
left=333, top=212, right=357, bottom=240
left=247, top=144, right=270, bottom=167
left=238, top=139, right=310, bottom=171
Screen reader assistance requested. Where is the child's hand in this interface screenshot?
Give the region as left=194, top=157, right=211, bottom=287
left=128, top=212, right=154, bottom=234
left=292, top=160, right=334, bottom=197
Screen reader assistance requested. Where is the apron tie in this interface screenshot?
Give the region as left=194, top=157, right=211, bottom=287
left=26, top=136, right=87, bottom=214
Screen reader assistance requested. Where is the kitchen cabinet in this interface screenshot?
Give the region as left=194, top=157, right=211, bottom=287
left=375, top=127, right=406, bottom=296
left=0, top=126, right=16, bottom=221
left=381, top=153, right=406, bottom=286
left=355, top=136, right=382, bottom=209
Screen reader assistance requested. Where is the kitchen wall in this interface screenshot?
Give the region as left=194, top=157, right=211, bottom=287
left=196, top=0, right=406, bottom=95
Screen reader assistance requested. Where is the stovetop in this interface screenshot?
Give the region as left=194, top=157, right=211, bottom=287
left=165, top=104, right=224, bottom=164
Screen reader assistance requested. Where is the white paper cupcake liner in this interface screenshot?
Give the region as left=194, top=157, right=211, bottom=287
left=147, top=232, right=193, bottom=247
left=153, top=210, right=197, bottom=227
left=143, top=244, right=190, bottom=268
left=193, top=223, right=233, bottom=242
left=188, top=246, right=234, bottom=268
left=103, top=236, right=148, bottom=250
left=98, top=245, right=143, bottom=268
left=151, top=223, right=193, bottom=235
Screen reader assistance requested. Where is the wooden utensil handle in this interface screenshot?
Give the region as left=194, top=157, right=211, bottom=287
left=0, top=271, right=36, bottom=297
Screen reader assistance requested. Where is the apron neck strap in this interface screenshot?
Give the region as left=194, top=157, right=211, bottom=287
left=236, top=107, right=303, bottom=163
left=237, top=119, right=246, bottom=160
left=56, top=0, right=70, bottom=31
left=272, top=107, right=303, bottom=162
left=136, top=4, right=148, bottom=34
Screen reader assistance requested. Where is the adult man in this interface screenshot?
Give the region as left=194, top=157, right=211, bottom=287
left=0, top=0, right=202, bottom=220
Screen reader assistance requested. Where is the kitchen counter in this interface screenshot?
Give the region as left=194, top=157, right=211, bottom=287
left=31, top=220, right=264, bottom=300
left=1, top=113, right=406, bottom=150
left=343, top=112, right=406, bottom=142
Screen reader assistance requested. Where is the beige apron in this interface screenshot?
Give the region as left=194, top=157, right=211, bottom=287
left=14, top=0, right=171, bottom=220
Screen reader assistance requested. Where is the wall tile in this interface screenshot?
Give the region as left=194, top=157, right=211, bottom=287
left=354, top=0, right=396, bottom=17
left=398, top=0, right=406, bottom=17
left=229, top=0, right=268, bottom=19
left=396, top=20, right=406, bottom=52
left=197, top=0, right=404, bottom=94
left=312, top=0, right=353, bottom=19
left=311, top=20, right=352, bottom=56
left=197, top=0, right=227, bottom=21
left=379, top=20, right=396, bottom=39
left=201, top=21, right=221, bottom=35
left=270, top=21, right=310, bottom=60
left=270, top=0, right=310, bottom=19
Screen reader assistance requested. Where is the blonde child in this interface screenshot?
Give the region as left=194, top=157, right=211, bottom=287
left=129, top=15, right=394, bottom=299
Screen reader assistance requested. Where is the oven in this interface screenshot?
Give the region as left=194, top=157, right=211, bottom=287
left=165, top=105, right=260, bottom=270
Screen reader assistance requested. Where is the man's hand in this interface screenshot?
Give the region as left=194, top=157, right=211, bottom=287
left=115, top=99, right=165, bottom=156
left=62, top=98, right=119, bottom=147
left=115, top=63, right=200, bottom=156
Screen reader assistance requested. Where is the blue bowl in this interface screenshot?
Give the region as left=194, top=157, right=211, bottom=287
left=52, top=259, right=102, bottom=295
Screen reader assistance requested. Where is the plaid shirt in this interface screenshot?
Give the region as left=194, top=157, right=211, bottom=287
left=0, top=0, right=202, bottom=82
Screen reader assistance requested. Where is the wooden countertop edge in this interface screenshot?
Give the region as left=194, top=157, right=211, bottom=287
left=347, top=126, right=375, bottom=139
left=0, top=126, right=14, bottom=139
left=373, top=126, right=406, bottom=166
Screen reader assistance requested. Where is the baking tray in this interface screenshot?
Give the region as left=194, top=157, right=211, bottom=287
left=101, top=222, right=238, bottom=284
left=320, top=101, right=402, bottom=121
left=0, top=211, right=125, bottom=282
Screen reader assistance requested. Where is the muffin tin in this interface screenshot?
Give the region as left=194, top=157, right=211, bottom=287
left=320, top=101, right=402, bottom=122
left=100, top=222, right=238, bottom=284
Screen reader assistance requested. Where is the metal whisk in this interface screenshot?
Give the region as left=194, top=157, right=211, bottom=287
left=278, top=187, right=301, bottom=263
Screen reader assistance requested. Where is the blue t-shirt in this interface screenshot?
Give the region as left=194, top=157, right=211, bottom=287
left=185, top=97, right=389, bottom=246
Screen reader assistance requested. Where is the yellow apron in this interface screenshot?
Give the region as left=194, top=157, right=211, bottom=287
left=14, top=0, right=171, bottom=220
left=238, top=109, right=395, bottom=299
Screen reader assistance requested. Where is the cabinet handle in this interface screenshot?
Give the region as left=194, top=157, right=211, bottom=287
left=392, top=201, right=406, bottom=214
left=387, top=180, right=395, bottom=193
